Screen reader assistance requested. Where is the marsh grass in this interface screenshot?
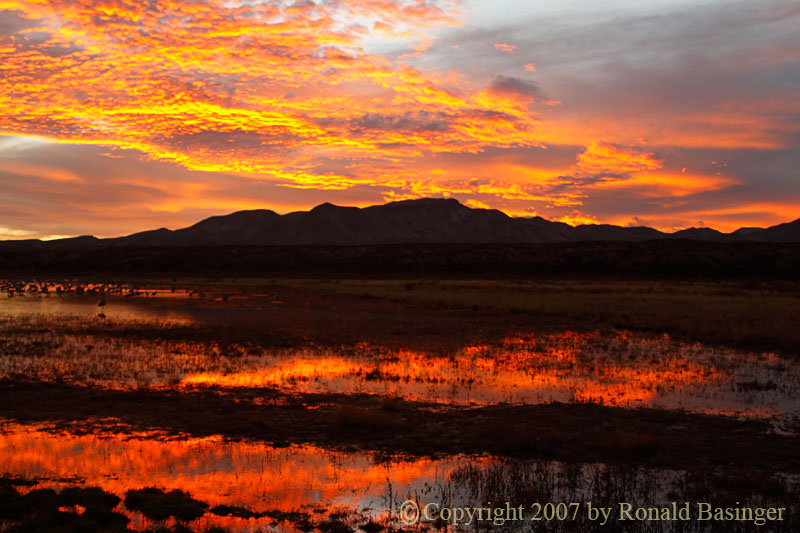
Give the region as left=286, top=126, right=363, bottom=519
left=1, top=312, right=799, bottom=424
left=440, top=460, right=800, bottom=532
left=8, top=276, right=797, bottom=351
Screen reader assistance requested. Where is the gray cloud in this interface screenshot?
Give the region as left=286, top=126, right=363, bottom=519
left=487, top=75, right=544, bottom=101
left=348, top=111, right=452, bottom=133
left=421, top=0, right=800, bottom=113
left=0, top=10, right=36, bottom=35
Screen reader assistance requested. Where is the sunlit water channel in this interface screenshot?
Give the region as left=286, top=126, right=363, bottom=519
left=1, top=292, right=798, bottom=426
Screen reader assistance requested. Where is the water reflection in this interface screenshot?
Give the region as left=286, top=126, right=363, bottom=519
left=0, top=420, right=461, bottom=531
left=2, top=319, right=797, bottom=422
left=3, top=421, right=796, bottom=532
left=0, top=292, right=197, bottom=322
left=179, top=334, right=799, bottom=422
left=0, top=282, right=280, bottom=323
left=2, top=284, right=799, bottom=426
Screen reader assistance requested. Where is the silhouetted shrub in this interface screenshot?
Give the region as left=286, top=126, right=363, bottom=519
left=124, top=488, right=208, bottom=523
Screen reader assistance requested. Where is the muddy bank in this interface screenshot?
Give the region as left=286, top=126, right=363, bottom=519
left=1, top=379, right=798, bottom=474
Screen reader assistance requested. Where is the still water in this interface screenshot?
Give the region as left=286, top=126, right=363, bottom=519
left=1, top=295, right=797, bottom=423
left=1, top=420, right=703, bottom=532
left=0, top=420, right=464, bottom=531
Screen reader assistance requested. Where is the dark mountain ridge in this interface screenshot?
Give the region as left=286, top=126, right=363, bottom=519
left=3, top=198, right=800, bottom=248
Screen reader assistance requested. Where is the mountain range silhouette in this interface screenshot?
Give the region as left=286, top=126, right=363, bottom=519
left=4, top=198, right=800, bottom=248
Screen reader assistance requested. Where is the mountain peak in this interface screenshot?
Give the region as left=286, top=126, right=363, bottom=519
left=379, top=197, right=466, bottom=210
left=310, top=202, right=340, bottom=212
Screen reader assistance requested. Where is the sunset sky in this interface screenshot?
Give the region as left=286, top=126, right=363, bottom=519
left=1, top=0, right=799, bottom=239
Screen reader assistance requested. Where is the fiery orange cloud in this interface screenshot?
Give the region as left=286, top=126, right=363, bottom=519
left=574, top=141, right=662, bottom=176
left=646, top=203, right=800, bottom=233
left=380, top=176, right=584, bottom=207
left=555, top=214, right=600, bottom=226
left=0, top=0, right=554, bottom=192
left=588, top=171, right=737, bottom=198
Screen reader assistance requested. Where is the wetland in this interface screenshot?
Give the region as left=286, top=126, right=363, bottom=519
left=1, top=277, right=799, bottom=532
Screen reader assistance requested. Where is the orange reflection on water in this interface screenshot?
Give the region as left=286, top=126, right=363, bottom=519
left=3, top=321, right=794, bottom=420
left=0, top=421, right=466, bottom=530
left=182, top=357, right=363, bottom=388
left=180, top=333, right=727, bottom=413
left=571, top=364, right=717, bottom=405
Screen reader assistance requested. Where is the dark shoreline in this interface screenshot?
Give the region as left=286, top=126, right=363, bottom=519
left=2, top=240, right=800, bottom=279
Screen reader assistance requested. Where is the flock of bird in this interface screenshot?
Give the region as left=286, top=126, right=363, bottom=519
left=1, top=280, right=168, bottom=299
left=0, top=280, right=279, bottom=309
left=0, top=280, right=165, bottom=318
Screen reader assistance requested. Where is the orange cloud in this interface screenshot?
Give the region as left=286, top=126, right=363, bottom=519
left=555, top=213, right=600, bottom=226
left=0, top=0, right=557, bottom=191
left=574, top=141, right=662, bottom=176
left=494, top=42, right=516, bottom=53
left=656, top=203, right=800, bottom=233
left=589, top=171, right=737, bottom=198
left=0, top=160, right=84, bottom=182
left=532, top=110, right=797, bottom=151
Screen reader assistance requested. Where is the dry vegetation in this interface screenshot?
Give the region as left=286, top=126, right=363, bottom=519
left=270, top=278, right=800, bottom=351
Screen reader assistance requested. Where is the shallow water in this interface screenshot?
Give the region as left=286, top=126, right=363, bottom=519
left=0, top=287, right=281, bottom=323
left=0, top=420, right=466, bottom=531
left=1, top=307, right=798, bottom=427
left=180, top=333, right=800, bottom=422
left=0, top=295, right=192, bottom=322
left=2, top=421, right=795, bottom=533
